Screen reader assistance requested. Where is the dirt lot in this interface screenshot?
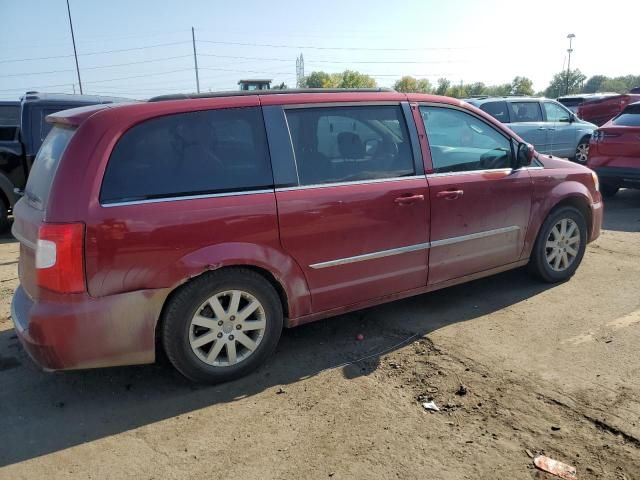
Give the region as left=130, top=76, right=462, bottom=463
left=0, top=191, right=639, bottom=479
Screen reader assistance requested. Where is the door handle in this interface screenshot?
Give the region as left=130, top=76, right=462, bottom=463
left=394, top=194, right=424, bottom=205
left=436, top=189, right=464, bottom=200
left=547, top=128, right=556, bottom=131
left=537, top=127, right=547, bottom=130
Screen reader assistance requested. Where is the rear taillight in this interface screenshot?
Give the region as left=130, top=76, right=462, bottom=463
left=36, top=223, right=85, bottom=293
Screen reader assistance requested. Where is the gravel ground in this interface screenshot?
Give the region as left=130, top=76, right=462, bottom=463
left=0, top=190, right=639, bottom=479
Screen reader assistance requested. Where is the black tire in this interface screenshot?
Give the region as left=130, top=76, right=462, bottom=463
left=528, top=206, right=588, bottom=283
left=600, top=183, right=619, bottom=198
left=161, top=268, right=283, bottom=384
left=574, top=136, right=590, bottom=164
left=0, top=197, right=10, bottom=234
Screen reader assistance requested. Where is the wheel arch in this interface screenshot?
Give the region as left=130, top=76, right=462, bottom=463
left=523, top=188, right=593, bottom=260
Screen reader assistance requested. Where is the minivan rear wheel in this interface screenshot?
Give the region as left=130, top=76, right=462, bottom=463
left=161, top=269, right=283, bottom=383
left=528, top=206, right=587, bottom=283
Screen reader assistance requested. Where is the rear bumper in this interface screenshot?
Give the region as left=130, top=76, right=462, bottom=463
left=594, top=167, right=640, bottom=188
left=11, top=285, right=169, bottom=371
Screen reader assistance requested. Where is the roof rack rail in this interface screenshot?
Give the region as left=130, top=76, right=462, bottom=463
left=148, top=87, right=395, bottom=102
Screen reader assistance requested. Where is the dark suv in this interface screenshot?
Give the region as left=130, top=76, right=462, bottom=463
left=0, top=92, right=127, bottom=231
left=11, top=90, right=602, bottom=383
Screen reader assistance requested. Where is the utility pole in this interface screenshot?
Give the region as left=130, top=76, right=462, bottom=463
left=66, top=0, right=83, bottom=94
left=192, top=27, right=200, bottom=94
left=296, top=54, right=305, bottom=87
left=565, top=33, right=575, bottom=95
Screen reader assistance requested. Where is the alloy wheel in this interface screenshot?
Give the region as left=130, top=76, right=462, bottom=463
left=545, top=218, right=581, bottom=272
left=188, top=290, right=266, bottom=367
left=575, top=142, right=589, bottom=163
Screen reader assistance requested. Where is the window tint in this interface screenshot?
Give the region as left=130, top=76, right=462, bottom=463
left=544, top=102, right=571, bottom=122
left=613, top=104, right=640, bottom=126
left=420, top=106, right=513, bottom=173
left=25, top=125, right=75, bottom=210
left=101, top=107, right=272, bottom=203
left=480, top=101, right=510, bottom=123
left=510, top=102, right=543, bottom=122
left=285, top=105, right=414, bottom=186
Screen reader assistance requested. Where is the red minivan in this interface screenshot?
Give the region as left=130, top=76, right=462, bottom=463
left=11, top=90, right=603, bottom=383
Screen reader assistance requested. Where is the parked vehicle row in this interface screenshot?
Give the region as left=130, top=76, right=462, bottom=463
left=587, top=101, right=640, bottom=197
left=10, top=89, right=602, bottom=383
left=0, top=92, right=127, bottom=232
left=465, top=96, right=596, bottom=164
left=558, top=92, right=640, bottom=127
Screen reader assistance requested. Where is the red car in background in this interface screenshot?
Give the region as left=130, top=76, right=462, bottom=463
left=588, top=101, right=640, bottom=197
left=559, top=93, right=640, bottom=126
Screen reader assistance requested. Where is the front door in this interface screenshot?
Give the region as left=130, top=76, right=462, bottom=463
left=274, top=104, right=430, bottom=313
left=506, top=101, right=549, bottom=153
left=543, top=101, right=576, bottom=158
left=419, top=105, right=533, bottom=285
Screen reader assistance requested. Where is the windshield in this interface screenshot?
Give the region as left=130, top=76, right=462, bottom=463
left=24, top=125, right=75, bottom=210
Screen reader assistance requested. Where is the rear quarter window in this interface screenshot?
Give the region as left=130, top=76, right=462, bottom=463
left=100, top=107, right=273, bottom=204
left=24, top=125, right=76, bottom=210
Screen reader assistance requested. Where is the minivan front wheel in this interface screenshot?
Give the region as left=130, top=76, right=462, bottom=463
left=529, top=206, right=587, bottom=283
left=161, top=269, right=283, bottom=383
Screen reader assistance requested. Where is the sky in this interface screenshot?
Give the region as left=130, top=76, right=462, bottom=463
left=1, top=0, right=639, bottom=100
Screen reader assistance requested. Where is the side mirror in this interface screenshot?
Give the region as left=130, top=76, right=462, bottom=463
left=516, top=142, right=535, bottom=168
left=559, top=116, right=573, bottom=123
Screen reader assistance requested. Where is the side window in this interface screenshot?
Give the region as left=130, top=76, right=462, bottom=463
left=544, top=102, right=571, bottom=122
left=480, top=101, right=510, bottom=123
left=420, top=106, right=513, bottom=173
left=284, top=105, right=414, bottom=186
left=509, top=102, right=543, bottom=123
left=100, top=107, right=273, bottom=204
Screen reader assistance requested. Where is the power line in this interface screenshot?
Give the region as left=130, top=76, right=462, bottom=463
left=0, top=54, right=194, bottom=79
left=198, top=52, right=466, bottom=65
left=197, top=39, right=476, bottom=51
left=0, top=41, right=191, bottom=64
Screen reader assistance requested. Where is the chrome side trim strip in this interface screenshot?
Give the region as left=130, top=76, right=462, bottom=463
left=276, top=175, right=423, bottom=192
left=426, top=168, right=512, bottom=178
left=100, top=189, right=274, bottom=207
left=11, top=226, right=36, bottom=250
left=309, top=242, right=430, bottom=269
left=430, top=226, right=520, bottom=247
left=309, top=225, right=521, bottom=269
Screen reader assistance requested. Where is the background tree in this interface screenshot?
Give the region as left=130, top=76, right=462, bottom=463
left=301, top=70, right=376, bottom=89
left=511, top=76, right=534, bottom=95
left=393, top=76, right=432, bottom=93
left=484, top=83, right=511, bottom=97
left=466, top=82, right=486, bottom=96
left=301, top=71, right=337, bottom=88
left=435, top=78, right=451, bottom=96
left=339, top=70, right=377, bottom=88
left=544, top=69, right=586, bottom=98
left=582, top=75, right=607, bottom=93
